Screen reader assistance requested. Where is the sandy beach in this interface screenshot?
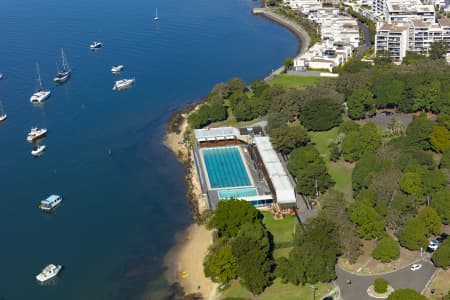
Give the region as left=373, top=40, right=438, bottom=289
left=164, top=111, right=218, bottom=299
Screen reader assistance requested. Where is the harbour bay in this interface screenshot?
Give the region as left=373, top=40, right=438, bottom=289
left=0, top=0, right=298, bottom=299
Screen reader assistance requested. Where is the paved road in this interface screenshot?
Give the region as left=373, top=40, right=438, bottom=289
left=336, top=259, right=436, bottom=300
left=356, top=20, right=373, bottom=56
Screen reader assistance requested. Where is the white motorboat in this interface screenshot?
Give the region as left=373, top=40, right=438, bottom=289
left=54, top=48, right=71, bottom=84
left=0, top=73, right=3, bottom=80
left=31, top=144, right=46, bottom=156
left=39, top=194, right=63, bottom=211
left=27, top=127, right=48, bottom=141
left=154, top=8, right=159, bottom=21
left=0, top=84, right=6, bottom=122
left=36, top=264, right=62, bottom=282
left=90, top=41, right=102, bottom=49
left=111, top=65, right=124, bottom=73
left=113, top=78, right=135, bottom=91
left=30, top=63, right=51, bottom=103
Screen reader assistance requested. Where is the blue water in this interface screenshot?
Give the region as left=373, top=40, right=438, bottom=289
left=218, top=188, right=258, bottom=199
left=0, top=0, right=297, bottom=299
left=202, top=146, right=252, bottom=188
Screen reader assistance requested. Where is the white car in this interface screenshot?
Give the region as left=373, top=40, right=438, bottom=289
left=410, top=264, right=422, bottom=271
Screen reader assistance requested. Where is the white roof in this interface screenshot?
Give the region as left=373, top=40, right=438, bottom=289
left=194, top=127, right=239, bottom=141
left=253, top=137, right=296, bottom=204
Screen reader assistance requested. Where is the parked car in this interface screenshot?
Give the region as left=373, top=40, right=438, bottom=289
left=382, top=111, right=394, bottom=116
left=410, top=264, right=422, bottom=271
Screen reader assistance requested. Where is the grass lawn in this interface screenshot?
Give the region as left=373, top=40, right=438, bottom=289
left=221, top=279, right=335, bottom=300
left=327, top=162, right=353, bottom=199
left=273, top=247, right=294, bottom=259
left=309, top=128, right=353, bottom=199
left=268, top=74, right=321, bottom=88
left=309, top=127, right=339, bottom=160
left=427, top=269, right=450, bottom=299
left=262, top=212, right=299, bottom=247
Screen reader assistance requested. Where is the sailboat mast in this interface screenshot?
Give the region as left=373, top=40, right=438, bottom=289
left=36, top=63, right=43, bottom=90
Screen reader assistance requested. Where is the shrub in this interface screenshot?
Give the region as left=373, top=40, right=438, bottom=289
left=372, top=236, right=400, bottom=263
left=374, top=278, right=388, bottom=294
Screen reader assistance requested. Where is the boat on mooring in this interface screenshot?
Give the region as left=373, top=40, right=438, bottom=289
left=90, top=41, right=102, bottom=50
left=27, top=127, right=47, bottom=141
left=36, top=264, right=62, bottom=282
left=0, top=83, right=6, bottom=122
left=31, top=144, right=46, bottom=156
left=113, top=78, right=135, bottom=91
left=30, top=63, right=51, bottom=103
left=39, top=194, right=63, bottom=211
left=54, top=48, right=71, bottom=84
left=111, top=65, right=124, bottom=74
left=154, top=8, right=159, bottom=21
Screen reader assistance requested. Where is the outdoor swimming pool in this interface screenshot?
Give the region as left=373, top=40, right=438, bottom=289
left=201, top=146, right=252, bottom=189
left=218, top=188, right=258, bottom=199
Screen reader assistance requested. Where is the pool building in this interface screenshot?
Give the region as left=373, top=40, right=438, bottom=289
left=193, top=127, right=297, bottom=210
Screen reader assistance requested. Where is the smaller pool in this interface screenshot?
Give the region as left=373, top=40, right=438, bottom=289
left=219, top=188, right=258, bottom=199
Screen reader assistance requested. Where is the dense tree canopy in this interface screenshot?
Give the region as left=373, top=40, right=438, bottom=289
left=287, top=145, right=334, bottom=196
left=342, top=122, right=382, bottom=162
left=347, top=88, right=375, bottom=119
left=429, top=126, right=450, bottom=153
left=431, top=189, right=450, bottom=224
left=300, top=98, right=342, bottom=131
left=270, top=125, right=309, bottom=154
left=209, top=199, right=260, bottom=238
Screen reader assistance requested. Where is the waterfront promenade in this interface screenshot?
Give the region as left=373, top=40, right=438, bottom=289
left=252, top=7, right=311, bottom=80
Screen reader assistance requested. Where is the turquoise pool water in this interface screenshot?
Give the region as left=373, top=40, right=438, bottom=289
left=202, top=147, right=252, bottom=188
left=219, top=188, right=258, bottom=199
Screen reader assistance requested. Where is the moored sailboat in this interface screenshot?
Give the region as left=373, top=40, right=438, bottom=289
left=54, top=48, right=71, bottom=84
left=30, top=63, right=51, bottom=103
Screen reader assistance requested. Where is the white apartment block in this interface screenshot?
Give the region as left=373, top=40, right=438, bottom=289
left=375, top=18, right=450, bottom=61
left=384, top=0, right=435, bottom=23
left=294, top=41, right=354, bottom=71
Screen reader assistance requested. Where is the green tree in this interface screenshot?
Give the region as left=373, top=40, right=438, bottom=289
left=342, top=122, right=381, bottom=162
left=431, top=238, right=450, bottom=268
left=287, top=145, right=334, bottom=196
left=374, top=50, right=393, bottom=65
left=227, top=77, right=247, bottom=93
left=339, top=120, right=360, bottom=134
left=270, top=125, right=309, bottom=154
left=320, top=190, right=362, bottom=263
left=350, top=202, right=385, bottom=239
left=398, top=218, right=428, bottom=250
left=387, top=289, right=427, bottom=300
left=431, top=189, right=450, bottom=224
left=429, top=126, right=450, bottom=153
left=300, top=98, right=342, bottom=131
left=209, top=199, right=259, bottom=238
left=417, top=207, right=441, bottom=236
left=372, top=236, right=400, bottom=263
left=347, top=88, right=375, bottom=119
left=374, top=278, right=389, bottom=294
left=209, top=104, right=227, bottom=122
left=372, top=76, right=405, bottom=108
left=232, top=223, right=272, bottom=295
left=288, top=217, right=340, bottom=284
left=266, top=112, right=288, bottom=133
left=400, top=172, right=423, bottom=198
left=429, top=40, right=448, bottom=60
left=440, top=148, right=450, bottom=169
left=284, top=57, right=293, bottom=72
left=405, top=114, right=434, bottom=150
left=250, top=79, right=269, bottom=97
left=204, top=242, right=238, bottom=284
